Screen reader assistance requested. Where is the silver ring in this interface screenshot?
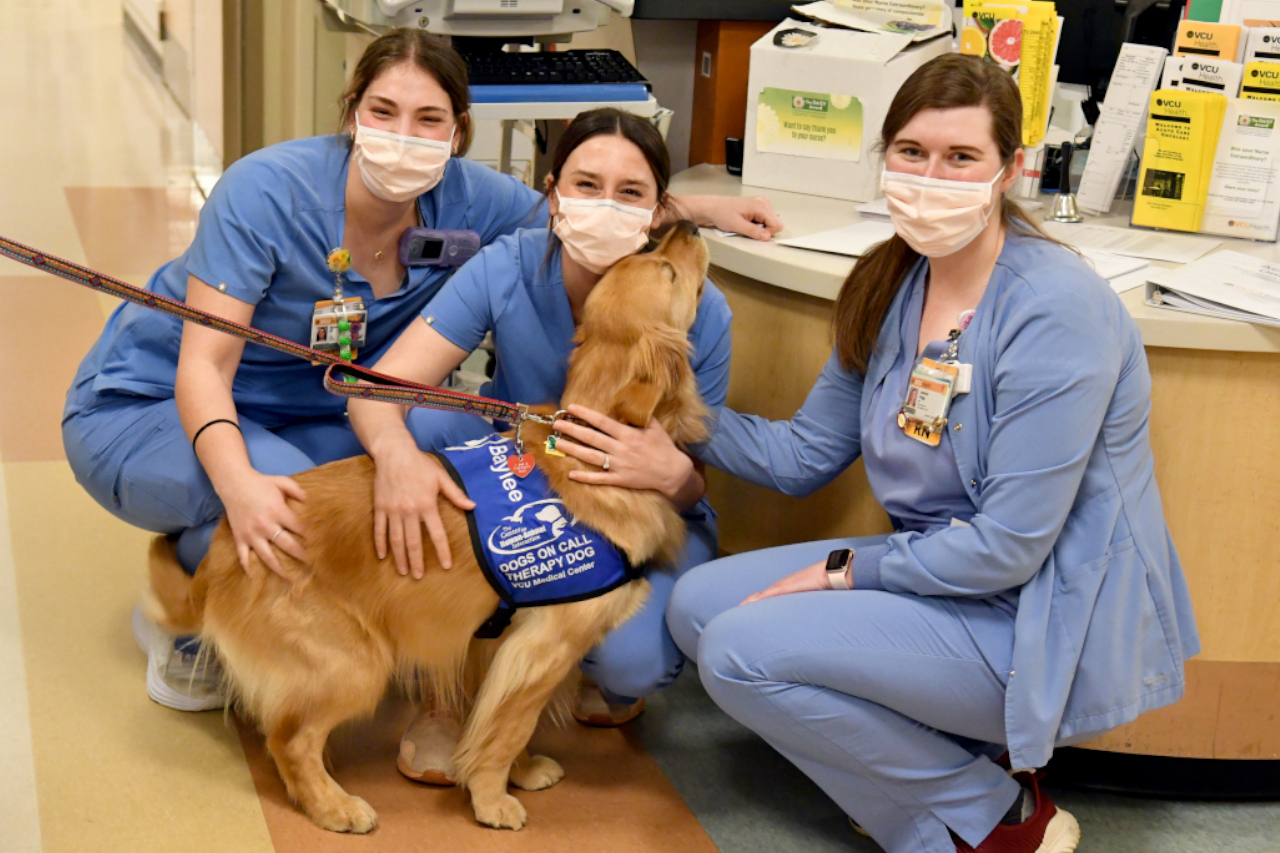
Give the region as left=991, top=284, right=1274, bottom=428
left=602, top=454, right=610, bottom=471
left=270, top=527, right=284, bottom=543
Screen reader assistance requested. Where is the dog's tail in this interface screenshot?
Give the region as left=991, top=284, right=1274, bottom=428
left=143, top=536, right=203, bottom=635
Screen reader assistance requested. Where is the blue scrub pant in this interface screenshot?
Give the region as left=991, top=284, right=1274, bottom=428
left=408, top=408, right=719, bottom=705
left=64, top=398, right=716, bottom=705
left=63, top=394, right=367, bottom=575
left=665, top=536, right=1024, bottom=853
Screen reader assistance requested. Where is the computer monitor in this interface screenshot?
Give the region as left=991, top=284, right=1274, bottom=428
left=324, top=0, right=628, bottom=39
left=1053, top=0, right=1188, bottom=122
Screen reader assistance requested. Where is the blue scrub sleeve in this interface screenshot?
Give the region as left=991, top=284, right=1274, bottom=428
left=185, top=157, right=285, bottom=305
left=689, top=281, right=732, bottom=409
left=472, top=169, right=549, bottom=243
left=857, top=289, right=1122, bottom=597
left=422, top=248, right=506, bottom=354
left=695, top=350, right=865, bottom=497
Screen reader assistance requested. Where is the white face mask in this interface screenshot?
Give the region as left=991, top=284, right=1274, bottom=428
left=552, top=188, right=657, bottom=274
left=880, top=167, right=1006, bottom=258
left=351, top=114, right=453, bottom=203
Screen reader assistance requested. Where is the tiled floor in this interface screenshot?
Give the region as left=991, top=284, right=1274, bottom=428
left=3, top=3, right=1279, bottom=853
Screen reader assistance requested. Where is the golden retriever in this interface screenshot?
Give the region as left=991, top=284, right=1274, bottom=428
left=144, top=222, right=710, bottom=833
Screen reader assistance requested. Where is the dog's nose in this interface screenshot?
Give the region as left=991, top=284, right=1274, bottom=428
left=677, top=219, right=699, bottom=237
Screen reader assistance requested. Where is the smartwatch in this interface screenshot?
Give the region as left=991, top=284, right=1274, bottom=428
left=825, top=548, right=854, bottom=590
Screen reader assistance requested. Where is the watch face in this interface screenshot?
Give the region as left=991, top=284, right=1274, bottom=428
left=826, top=548, right=851, bottom=572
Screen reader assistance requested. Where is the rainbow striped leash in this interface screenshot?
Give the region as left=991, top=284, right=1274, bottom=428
left=0, top=234, right=546, bottom=428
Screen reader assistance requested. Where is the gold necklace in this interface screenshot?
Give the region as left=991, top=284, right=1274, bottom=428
left=366, top=208, right=420, bottom=263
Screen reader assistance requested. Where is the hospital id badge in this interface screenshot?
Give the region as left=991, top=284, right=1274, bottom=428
left=898, top=358, right=958, bottom=446
left=310, top=299, right=367, bottom=359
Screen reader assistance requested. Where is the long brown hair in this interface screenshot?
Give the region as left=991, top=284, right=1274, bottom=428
left=833, top=54, right=1048, bottom=373
left=336, top=29, right=474, bottom=156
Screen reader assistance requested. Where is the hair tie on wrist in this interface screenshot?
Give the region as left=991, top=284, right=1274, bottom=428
left=191, top=418, right=242, bottom=453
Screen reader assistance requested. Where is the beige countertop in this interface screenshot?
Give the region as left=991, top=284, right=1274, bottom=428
left=670, top=164, right=1280, bottom=354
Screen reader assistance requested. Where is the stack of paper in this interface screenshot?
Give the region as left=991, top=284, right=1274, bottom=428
left=775, top=220, right=897, bottom=257
left=1242, top=60, right=1280, bottom=100
left=1178, top=59, right=1245, bottom=96
left=792, top=0, right=953, bottom=43
left=1146, top=249, right=1280, bottom=327
left=856, top=197, right=891, bottom=218
left=1174, top=22, right=1246, bottom=62
left=1076, top=43, right=1167, bottom=214
left=1244, top=26, right=1280, bottom=61
left=959, top=0, right=1060, bottom=147
left=1077, top=249, right=1151, bottom=294
left=1202, top=98, right=1280, bottom=240
left=1131, top=89, right=1228, bottom=233
left=1041, top=221, right=1223, bottom=263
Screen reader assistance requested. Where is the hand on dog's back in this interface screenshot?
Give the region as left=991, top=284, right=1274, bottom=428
left=370, top=443, right=475, bottom=578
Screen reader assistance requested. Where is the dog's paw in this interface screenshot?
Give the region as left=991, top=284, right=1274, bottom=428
left=473, top=792, right=528, bottom=830
left=311, top=794, right=379, bottom=834
left=509, top=754, right=564, bottom=791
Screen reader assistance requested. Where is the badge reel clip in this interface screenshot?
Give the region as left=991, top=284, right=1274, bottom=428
left=399, top=228, right=482, bottom=267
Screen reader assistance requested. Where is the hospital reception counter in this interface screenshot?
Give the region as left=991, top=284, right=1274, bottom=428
left=669, top=164, right=1280, bottom=764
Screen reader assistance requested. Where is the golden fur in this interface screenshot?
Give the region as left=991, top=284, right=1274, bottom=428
left=143, top=224, right=711, bottom=833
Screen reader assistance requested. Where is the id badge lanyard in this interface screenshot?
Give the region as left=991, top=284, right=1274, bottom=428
left=311, top=249, right=368, bottom=363
left=898, top=309, right=975, bottom=447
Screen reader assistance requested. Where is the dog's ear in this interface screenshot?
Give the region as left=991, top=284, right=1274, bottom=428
left=610, top=326, right=691, bottom=428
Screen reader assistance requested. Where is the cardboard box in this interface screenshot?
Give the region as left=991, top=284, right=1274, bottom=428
left=742, top=18, right=952, bottom=202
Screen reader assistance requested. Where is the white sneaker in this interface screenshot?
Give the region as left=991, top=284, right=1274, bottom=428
left=131, top=604, right=226, bottom=712
left=572, top=679, right=645, bottom=727
left=397, top=710, right=461, bottom=786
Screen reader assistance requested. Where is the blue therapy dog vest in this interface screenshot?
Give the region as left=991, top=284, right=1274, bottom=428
left=432, top=435, right=638, bottom=636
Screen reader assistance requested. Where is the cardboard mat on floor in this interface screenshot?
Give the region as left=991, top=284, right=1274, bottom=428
left=239, top=697, right=720, bottom=853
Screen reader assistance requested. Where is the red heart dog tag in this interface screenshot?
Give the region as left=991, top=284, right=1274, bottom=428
left=507, top=453, right=535, bottom=478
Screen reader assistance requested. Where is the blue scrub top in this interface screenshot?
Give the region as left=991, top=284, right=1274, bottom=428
left=862, top=265, right=1017, bottom=616
left=64, top=134, right=547, bottom=428
left=863, top=263, right=975, bottom=534
left=423, top=228, right=733, bottom=410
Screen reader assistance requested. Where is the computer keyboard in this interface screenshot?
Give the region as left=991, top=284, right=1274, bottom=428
left=459, top=49, right=650, bottom=88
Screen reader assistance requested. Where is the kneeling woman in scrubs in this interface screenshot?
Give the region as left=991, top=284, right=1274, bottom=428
left=647, top=55, right=1195, bottom=853
left=62, top=29, right=778, bottom=712
left=347, top=106, right=730, bottom=782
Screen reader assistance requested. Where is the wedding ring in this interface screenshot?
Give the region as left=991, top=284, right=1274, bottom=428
left=602, top=454, right=610, bottom=471
left=270, top=527, right=284, bottom=543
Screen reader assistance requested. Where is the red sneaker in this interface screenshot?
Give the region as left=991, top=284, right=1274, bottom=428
left=955, top=773, right=1080, bottom=853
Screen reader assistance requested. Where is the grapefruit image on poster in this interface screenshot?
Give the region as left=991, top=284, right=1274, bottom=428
left=756, top=87, right=863, bottom=161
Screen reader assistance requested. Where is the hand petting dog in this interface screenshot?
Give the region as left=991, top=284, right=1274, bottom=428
left=552, top=405, right=700, bottom=508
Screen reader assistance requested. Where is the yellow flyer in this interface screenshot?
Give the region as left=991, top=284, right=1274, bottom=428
left=1132, top=90, right=1227, bottom=233
left=1174, top=22, right=1243, bottom=61
left=1242, top=61, right=1280, bottom=101
left=960, top=1, right=1059, bottom=147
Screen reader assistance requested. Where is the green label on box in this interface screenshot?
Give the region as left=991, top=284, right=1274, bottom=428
left=756, top=87, right=863, bottom=162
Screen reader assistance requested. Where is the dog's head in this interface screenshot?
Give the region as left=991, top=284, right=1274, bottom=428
left=565, top=221, right=711, bottom=446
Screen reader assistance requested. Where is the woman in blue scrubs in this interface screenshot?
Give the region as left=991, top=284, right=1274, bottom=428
left=589, top=56, right=1198, bottom=853
left=62, top=29, right=779, bottom=712
left=347, top=106, right=731, bottom=782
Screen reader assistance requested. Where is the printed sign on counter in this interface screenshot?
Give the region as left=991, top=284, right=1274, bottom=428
left=756, top=87, right=863, bottom=161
